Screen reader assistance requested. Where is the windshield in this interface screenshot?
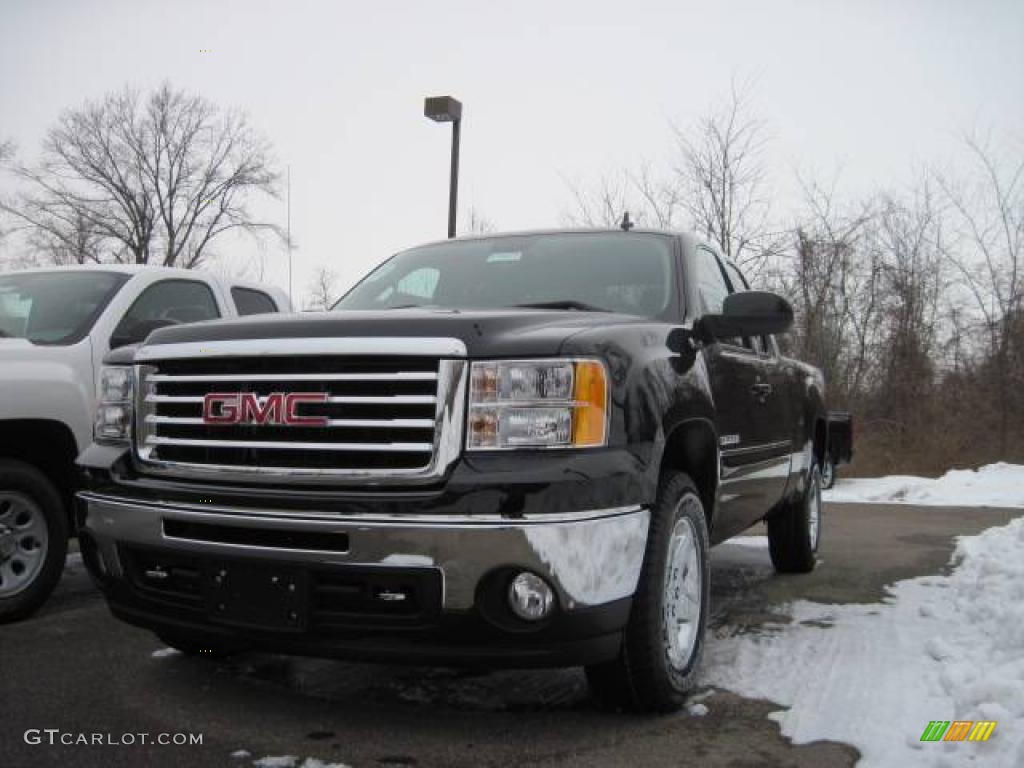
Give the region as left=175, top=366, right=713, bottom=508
left=0, top=271, right=130, bottom=345
left=334, top=233, right=676, bottom=317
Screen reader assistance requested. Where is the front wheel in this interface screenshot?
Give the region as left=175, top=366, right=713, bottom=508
left=0, top=459, right=69, bottom=624
left=585, top=471, right=710, bottom=712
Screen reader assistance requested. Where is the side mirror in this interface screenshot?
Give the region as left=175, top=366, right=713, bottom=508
left=698, top=291, right=793, bottom=339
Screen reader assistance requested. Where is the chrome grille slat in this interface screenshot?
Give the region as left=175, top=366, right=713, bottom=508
left=147, top=372, right=438, bottom=383
left=145, top=395, right=438, bottom=405
left=144, top=437, right=434, bottom=452
left=145, top=415, right=437, bottom=429
left=132, top=338, right=468, bottom=484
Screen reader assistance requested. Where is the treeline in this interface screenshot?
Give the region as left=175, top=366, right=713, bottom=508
left=567, top=84, right=1023, bottom=476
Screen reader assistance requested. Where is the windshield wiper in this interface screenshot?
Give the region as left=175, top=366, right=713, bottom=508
left=513, top=300, right=608, bottom=312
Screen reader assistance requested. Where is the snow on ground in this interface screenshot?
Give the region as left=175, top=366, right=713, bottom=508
left=824, top=463, right=1024, bottom=508
left=251, top=757, right=350, bottom=768
left=703, top=517, right=1024, bottom=767
left=726, top=535, right=770, bottom=549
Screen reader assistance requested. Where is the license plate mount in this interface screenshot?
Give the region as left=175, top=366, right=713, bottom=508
left=202, top=561, right=309, bottom=632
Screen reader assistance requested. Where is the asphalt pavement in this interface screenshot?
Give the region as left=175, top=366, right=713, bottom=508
left=1, top=502, right=1019, bottom=768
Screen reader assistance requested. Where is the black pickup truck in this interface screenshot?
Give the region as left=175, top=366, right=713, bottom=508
left=77, top=230, right=827, bottom=712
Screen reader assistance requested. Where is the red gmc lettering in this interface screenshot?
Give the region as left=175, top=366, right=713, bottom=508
left=285, top=393, right=330, bottom=426
left=202, top=392, right=241, bottom=423
left=202, top=392, right=328, bottom=426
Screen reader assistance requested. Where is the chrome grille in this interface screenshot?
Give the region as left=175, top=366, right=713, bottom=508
left=133, top=338, right=467, bottom=485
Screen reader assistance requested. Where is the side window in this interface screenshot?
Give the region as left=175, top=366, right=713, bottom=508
left=722, top=261, right=773, bottom=355
left=696, top=247, right=746, bottom=348
left=231, top=287, right=279, bottom=316
left=722, top=262, right=749, bottom=293
left=695, top=248, right=731, bottom=315
left=111, top=279, right=220, bottom=346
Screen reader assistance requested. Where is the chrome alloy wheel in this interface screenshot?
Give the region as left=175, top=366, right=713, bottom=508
left=808, top=467, right=822, bottom=552
left=821, top=459, right=834, bottom=489
left=0, top=492, right=48, bottom=597
left=662, top=512, right=703, bottom=671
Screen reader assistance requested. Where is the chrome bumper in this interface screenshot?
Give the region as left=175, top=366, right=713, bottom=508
left=78, top=493, right=650, bottom=611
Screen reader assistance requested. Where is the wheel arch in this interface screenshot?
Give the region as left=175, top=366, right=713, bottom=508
left=0, top=420, right=79, bottom=529
left=658, top=417, right=719, bottom=534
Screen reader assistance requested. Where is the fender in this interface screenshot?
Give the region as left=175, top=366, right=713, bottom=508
left=0, top=338, right=95, bottom=454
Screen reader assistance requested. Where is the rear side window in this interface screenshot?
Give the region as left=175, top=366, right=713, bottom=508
left=112, top=279, right=220, bottom=346
left=231, top=287, right=279, bottom=316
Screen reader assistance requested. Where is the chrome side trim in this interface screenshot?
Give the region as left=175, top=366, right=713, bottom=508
left=134, top=337, right=468, bottom=361
left=721, top=440, right=791, bottom=457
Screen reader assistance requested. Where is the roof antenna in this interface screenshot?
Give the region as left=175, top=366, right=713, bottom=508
left=620, top=211, right=634, bottom=232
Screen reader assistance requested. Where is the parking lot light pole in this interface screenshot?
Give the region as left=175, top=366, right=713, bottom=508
left=424, top=96, right=462, bottom=238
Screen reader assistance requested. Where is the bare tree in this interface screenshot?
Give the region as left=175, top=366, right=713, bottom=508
left=778, top=173, right=878, bottom=403
left=465, top=206, right=497, bottom=235
left=1, top=83, right=280, bottom=268
left=671, top=80, right=784, bottom=275
left=563, top=81, right=782, bottom=275
left=305, top=265, right=339, bottom=311
left=563, top=171, right=638, bottom=227
left=935, top=132, right=1024, bottom=454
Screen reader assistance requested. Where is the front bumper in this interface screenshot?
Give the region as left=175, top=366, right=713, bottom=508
left=78, top=492, right=650, bottom=667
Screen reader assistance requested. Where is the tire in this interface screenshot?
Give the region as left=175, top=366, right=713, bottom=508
left=767, top=460, right=822, bottom=574
left=585, top=470, right=710, bottom=713
left=0, top=459, right=69, bottom=624
left=155, top=631, right=236, bottom=658
left=821, top=454, right=837, bottom=490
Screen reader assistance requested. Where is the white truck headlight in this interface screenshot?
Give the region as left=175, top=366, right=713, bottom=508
left=95, top=366, right=133, bottom=443
left=467, top=359, right=608, bottom=450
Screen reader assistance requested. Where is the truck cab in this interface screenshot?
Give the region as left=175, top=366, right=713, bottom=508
left=0, top=265, right=289, bottom=622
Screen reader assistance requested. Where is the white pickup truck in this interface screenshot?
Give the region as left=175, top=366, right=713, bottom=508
left=0, top=265, right=290, bottom=621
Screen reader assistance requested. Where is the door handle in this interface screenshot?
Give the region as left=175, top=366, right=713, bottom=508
left=751, top=382, right=773, bottom=400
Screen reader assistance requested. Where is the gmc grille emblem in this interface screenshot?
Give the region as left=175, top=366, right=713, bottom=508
left=202, top=392, right=330, bottom=426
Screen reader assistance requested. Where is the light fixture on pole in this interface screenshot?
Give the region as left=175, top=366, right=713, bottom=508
left=424, top=96, right=462, bottom=238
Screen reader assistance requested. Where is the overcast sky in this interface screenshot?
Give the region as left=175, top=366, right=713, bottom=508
left=2, top=0, right=1022, bottom=304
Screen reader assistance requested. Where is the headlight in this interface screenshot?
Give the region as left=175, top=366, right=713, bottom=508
left=94, top=366, right=133, bottom=443
left=467, top=359, right=608, bottom=450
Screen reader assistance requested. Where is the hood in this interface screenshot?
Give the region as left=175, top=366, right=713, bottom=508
left=140, top=308, right=648, bottom=358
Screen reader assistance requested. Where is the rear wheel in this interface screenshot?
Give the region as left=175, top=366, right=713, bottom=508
left=821, top=454, right=837, bottom=489
left=0, top=460, right=69, bottom=624
left=767, top=461, right=822, bottom=573
left=585, top=471, right=710, bottom=712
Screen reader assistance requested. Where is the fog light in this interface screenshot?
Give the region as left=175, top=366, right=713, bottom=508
left=508, top=572, right=554, bottom=621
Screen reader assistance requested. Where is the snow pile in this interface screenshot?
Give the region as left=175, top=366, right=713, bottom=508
left=252, top=757, right=350, bottom=768
left=704, top=518, right=1024, bottom=767
left=824, top=463, right=1024, bottom=508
